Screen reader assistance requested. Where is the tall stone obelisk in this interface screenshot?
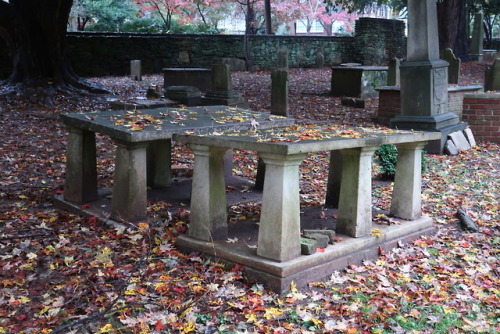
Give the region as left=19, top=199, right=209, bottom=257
left=391, top=0, right=466, bottom=153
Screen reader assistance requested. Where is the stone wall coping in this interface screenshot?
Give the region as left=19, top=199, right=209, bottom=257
left=376, top=85, right=483, bottom=93
left=464, top=92, right=500, bottom=99
left=332, top=66, right=388, bottom=71
left=163, top=67, right=211, bottom=71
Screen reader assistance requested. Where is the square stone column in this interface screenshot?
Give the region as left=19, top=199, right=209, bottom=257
left=147, top=139, right=171, bottom=188
left=257, top=153, right=307, bottom=262
left=390, top=142, right=426, bottom=220
left=325, top=150, right=343, bottom=209
left=111, top=141, right=148, bottom=222
left=64, top=126, right=98, bottom=203
left=188, top=144, right=229, bottom=241
left=337, top=147, right=377, bottom=238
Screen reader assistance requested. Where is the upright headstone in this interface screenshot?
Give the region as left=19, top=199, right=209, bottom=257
left=442, top=48, right=461, bottom=84
left=130, top=60, right=142, bottom=81
left=387, top=57, right=400, bottom=86
left=201, top=64, right=248, bottom=108
left=277, top=48, right=289, bottom=71
left=391, top=0, right=466, bottom=154
left=271, top=70, right=289, bottom=116
left=470, top=12, right=484, bottom=61
left=484, top=58, right=500, bottom=91
left=315, top=52, right=325, bottom=68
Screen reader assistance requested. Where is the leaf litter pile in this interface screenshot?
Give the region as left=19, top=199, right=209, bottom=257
left=0, top=63, right=498, bottom=333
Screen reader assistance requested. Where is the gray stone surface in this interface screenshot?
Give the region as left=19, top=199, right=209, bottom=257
left=331, top=66, right=388, bottom=98
left=315, top=52, right=325, bottom=68
left=442, top=48, right=461, bottom=84
left=464, top=128, right=477, bottom=147
left=163, top=68, right=212, bottom=92
left=202, top=64, right=249, bottom=108
left=485, top=58, right=500, bottom=91
left=130, top=60, right=142, bottom=81
left=391, top=0, right=461, bottom=154
left=470, top=12, right=484, bottom=61
left=300, top=238, right=317, bottom=255
left=449, top=131, right=471, bottom=151
left=271, top=70, right=289, bottom=116
left=387, top=57, right=400, bottom=86
left=277, top=48, right=288, bottom=70
left=165, top=86, right=201, bottom=106
left=109, top=98, right=176, bottom=110
left=303, top=229, right=336, bottom=244
left=445, top=139, right=458, bottom=155
left=303, top=233, right=329, bottom=249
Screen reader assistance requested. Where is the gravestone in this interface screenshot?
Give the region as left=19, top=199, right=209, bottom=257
left=470, top=12, right=484, bottom=61
left=315, top=52, right=325, bottom=68
left=464, top=128, right=477, bottom=147
left=449, top=131, right=471, bottom=151
left=387, top=57, right=400, bottom=86
left=484, top=58, right=500, bottom=91
left=130, top=60, right=142, bottom=81
left=201, top=64, right=248, bottom=108
left=442, top=48, right=461, bottom=84
left=165, top=86, right=202, bottom=106
left=271, top=70, right=289, bottom=116
left=277, top=48, right=288, bottom=70
left=391, top=0, right=466, bottom=154
left=445, top=140, right=458, bottom=155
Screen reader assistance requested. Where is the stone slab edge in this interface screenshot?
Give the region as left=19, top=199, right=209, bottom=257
left=176, top=217, right=433, bottom=279
left=464, top=92, right=500, bottom=99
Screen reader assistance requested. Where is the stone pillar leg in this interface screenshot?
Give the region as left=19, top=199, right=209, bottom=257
left=390, top=142, right=426, bottom=220
left=188, top=144, right=229, bottom=241
left=257, top=153, right=307, bottom=262
left=253, top=157, right=266, bottom=191
left=325, top=150, right=343, bottom=209
left=337, top=147, right=377, bottom=238
left=111, top=141, right=148, bottom=222
left=64, top=127, right=98, bottom=203
left=147, top=139, right=171, bottom=188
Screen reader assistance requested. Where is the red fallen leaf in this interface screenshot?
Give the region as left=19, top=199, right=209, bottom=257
left=80, top=204, right=91, bottom=209
left=459, top=241, right=471, bottom=248
left=317, top=248, right=325, bottom=253
left=155, top=320, right=167, bottom=331
left=16, top=315, right=27, bottom=321
left=231, top=263, right=245, bottom=273
left=87, top=216, right=97, bottom=224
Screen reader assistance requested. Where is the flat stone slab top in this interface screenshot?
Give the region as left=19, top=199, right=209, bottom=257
left=175, top=124, right=442, bottom=154
left=109, top=98, right=176, bottom=110
left=60, top=106, right=293, bottom=143
left=59, top=106, right=295, bottom=223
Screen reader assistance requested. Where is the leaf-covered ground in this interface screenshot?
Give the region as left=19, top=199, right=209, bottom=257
left=0, top=63, right=498, bottom=333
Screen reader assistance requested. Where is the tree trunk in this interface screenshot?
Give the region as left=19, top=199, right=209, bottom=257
left=264, top=0, right=272, bottom=34
left=0, top=0, right=107, bottom=96
left=437, top=0, right=469, bottom=61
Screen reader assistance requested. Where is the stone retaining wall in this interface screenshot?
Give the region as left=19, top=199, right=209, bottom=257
left=0, top=18, right=405, bottom=78
left=462, top=93, right=500, bottom=143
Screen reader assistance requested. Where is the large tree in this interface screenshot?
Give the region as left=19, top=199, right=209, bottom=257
left=0, top=0, right=106, bottom=96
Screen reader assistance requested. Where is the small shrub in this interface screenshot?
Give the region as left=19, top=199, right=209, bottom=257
left=375, top=144, right=398, bottom=179
left=375, top=145, right=429, bottom=179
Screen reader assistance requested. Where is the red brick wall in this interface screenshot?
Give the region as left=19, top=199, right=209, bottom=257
left=462, top=93, right=500, bottom=143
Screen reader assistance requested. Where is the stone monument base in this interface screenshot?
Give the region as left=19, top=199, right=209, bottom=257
left=177, top=215, right=434, bottom=294
left=201, top=91, right=249, bottom=109
left=391, top=113, right=468, bottom=153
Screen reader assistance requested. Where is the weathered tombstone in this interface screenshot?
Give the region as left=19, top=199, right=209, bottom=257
left=449, top=131, right=471, bottom=151
left=445, top=140, right=458, bottom=155
left=463, top=128, right=477, bottom=147
left=271, top=70, right=289, bottom=116
left=315, top=52, right=325, bottom=68
left=165, top=86, right=201, bottom=106
left=201, top=64, right=248, bottom=108
left=130, top=60, right=142, bottom=81
left=277, top=48, right=289, bottom=70
left=470, top=12, right=484, bottom=61
left=387, top=57, right=400, bottom=86
left=441, top=48, right=461, bottom=84
left=391, top=0, right=466, bottom=154
left=484, top=58, right=500, bottom=91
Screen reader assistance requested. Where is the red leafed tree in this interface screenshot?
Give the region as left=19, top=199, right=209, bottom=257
left=0, top=0, right=107, bottom=96
left=297, top=0, right=355, bottom=35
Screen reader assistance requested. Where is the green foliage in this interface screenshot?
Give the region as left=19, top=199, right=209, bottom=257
left=122, top=17, right=166, bottom=33
left=169, top=21, right=223, bottom=34
left=375, top=144, right=398, bottom=178
left=72, top=0, right=138, bottom=32
left=375, top=145, right=428, bottom=179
